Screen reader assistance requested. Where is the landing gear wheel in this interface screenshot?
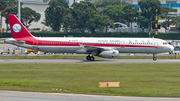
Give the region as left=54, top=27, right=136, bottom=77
left=90, top=56, right=95, bottom=61
left=86, top=56, right=91, bottom=60
left=153, top=53, right=157, bottom=61
left=153, top=57, right=157, bottom=61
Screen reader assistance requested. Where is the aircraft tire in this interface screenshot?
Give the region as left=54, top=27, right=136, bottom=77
left=153, top=57, right=157, bottom=61
left=90, top=57, right=95, bottom=61
left=86, top=56, right=91, bottom=60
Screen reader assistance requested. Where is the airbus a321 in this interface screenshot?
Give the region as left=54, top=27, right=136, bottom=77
left=4, top=14, right=174, bottom=61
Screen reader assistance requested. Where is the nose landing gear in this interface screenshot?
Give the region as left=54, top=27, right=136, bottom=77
left=153, top=53, right=157, bottom=61
left=86, top=55, right=95, bottom=61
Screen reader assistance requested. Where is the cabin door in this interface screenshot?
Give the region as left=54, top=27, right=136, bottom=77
left=33, top=39, right=38, bottom=49
left=154, top=40, right=158, bottom=48
left=120, top=40, right=125, bottom=48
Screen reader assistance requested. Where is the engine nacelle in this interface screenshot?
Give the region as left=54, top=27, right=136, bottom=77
left=99, top=50, right=119, bottom=58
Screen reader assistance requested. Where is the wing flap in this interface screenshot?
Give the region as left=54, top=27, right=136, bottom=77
left=9, top=40, right=25, bottom=45
left=84, top=45, right=112, bottom=51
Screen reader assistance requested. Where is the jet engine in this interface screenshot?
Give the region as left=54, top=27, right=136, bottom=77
left=99, top=50, right=119, bottom=58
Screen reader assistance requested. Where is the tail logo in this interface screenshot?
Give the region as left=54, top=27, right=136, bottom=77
left=12, top=23, right=22, bottom=33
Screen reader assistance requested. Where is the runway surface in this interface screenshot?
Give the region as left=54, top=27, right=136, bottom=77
left=0, top=59, right=180, bottom=63
left=0, top=90, right=180, bottom=101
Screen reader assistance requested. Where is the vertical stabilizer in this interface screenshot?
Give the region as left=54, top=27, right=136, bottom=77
left=7, top=14, right=34, bottom=41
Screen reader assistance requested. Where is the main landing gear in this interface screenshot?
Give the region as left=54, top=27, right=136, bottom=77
left=86, top=55, right=95, bottom=61
left=153, top=53, right=157, bottom=61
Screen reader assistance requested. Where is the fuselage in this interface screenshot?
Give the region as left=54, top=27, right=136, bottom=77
left=5, top=37, right=174, bottom=54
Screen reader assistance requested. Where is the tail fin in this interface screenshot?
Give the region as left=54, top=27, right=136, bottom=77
left=7, top=14, right=34, bottom=40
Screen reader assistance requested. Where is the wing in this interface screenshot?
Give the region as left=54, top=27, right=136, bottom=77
left=83, top=45, right=112, bottom=52
left=76, top=44, right=114, bottom=54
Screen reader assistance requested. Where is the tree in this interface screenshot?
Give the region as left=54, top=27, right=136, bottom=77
left=172, top=17, right=180, bottom=33
left=86, top=14, right=102, bottom=33
left=71, top=1, right=114, bottom=33
left=72, top=1, right=98, bottom=33
left=136, top=15, right=149, bottom=31
left=5, top=0, right=17, bottom=7
left=160, top=7, right=177, bottom=19
left=94, top=0, right=128, bottom=8
left=161, top=20, right=171, bottom=33
left=0, top=0, right=6, bottom=11
left=138, top=0, right=161, bottom=32
left=101, top=15, right=115, bottom=32
left=100, top=5, right=125, bottom=23
left=62, top=8, right=74, bottom=32
left=21, top=7, right=41, bottom=29
left=1, top=0, right=18, bottom=32
left=44, top=0, right=69, bottom=31
left=123, top=4, right=139, bottom=32
left=0, top=0, right=6, bottom=30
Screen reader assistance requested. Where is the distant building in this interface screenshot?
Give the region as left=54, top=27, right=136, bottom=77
left=127, top=0, right=180, bottom=5
left=21, top=1, right=49, bottom=30
left=67, top=0, right=97, bottom=6
left=127, top=0, right=180, bottom=8
left=125, top=0, right=140, bottom=4
left=84, top=0, right=96, bottom=2
left=168, top=8, right=180, bottom=17
left=21, top=0, right=50, bottom=4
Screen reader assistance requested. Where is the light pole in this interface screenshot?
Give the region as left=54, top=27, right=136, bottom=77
left=18, top=0, right=21, bottom=21
left=18, top=0, right=21, bottom=52
left=0, top=11, right=2, bottom=31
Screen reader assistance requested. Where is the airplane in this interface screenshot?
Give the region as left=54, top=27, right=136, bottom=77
left=4, top=14, right=174, bottom=61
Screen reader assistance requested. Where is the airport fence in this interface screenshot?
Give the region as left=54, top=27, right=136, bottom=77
left=1, top=31, right=180, bottom=40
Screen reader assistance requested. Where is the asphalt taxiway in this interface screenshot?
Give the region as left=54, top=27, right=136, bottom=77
left=0, top=90, right=180, bottom=101
left=0, top=59, right=180, bottom=63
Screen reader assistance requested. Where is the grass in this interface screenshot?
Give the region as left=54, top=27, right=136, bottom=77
left=0, top=63, right=180, bottom=97
left=0, top=55, right=180, bottom=59
left=0, top=42, right=6, bottom=44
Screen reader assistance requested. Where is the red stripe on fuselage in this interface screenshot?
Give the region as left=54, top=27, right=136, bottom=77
left=24, top=39, right=167, bottom=49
